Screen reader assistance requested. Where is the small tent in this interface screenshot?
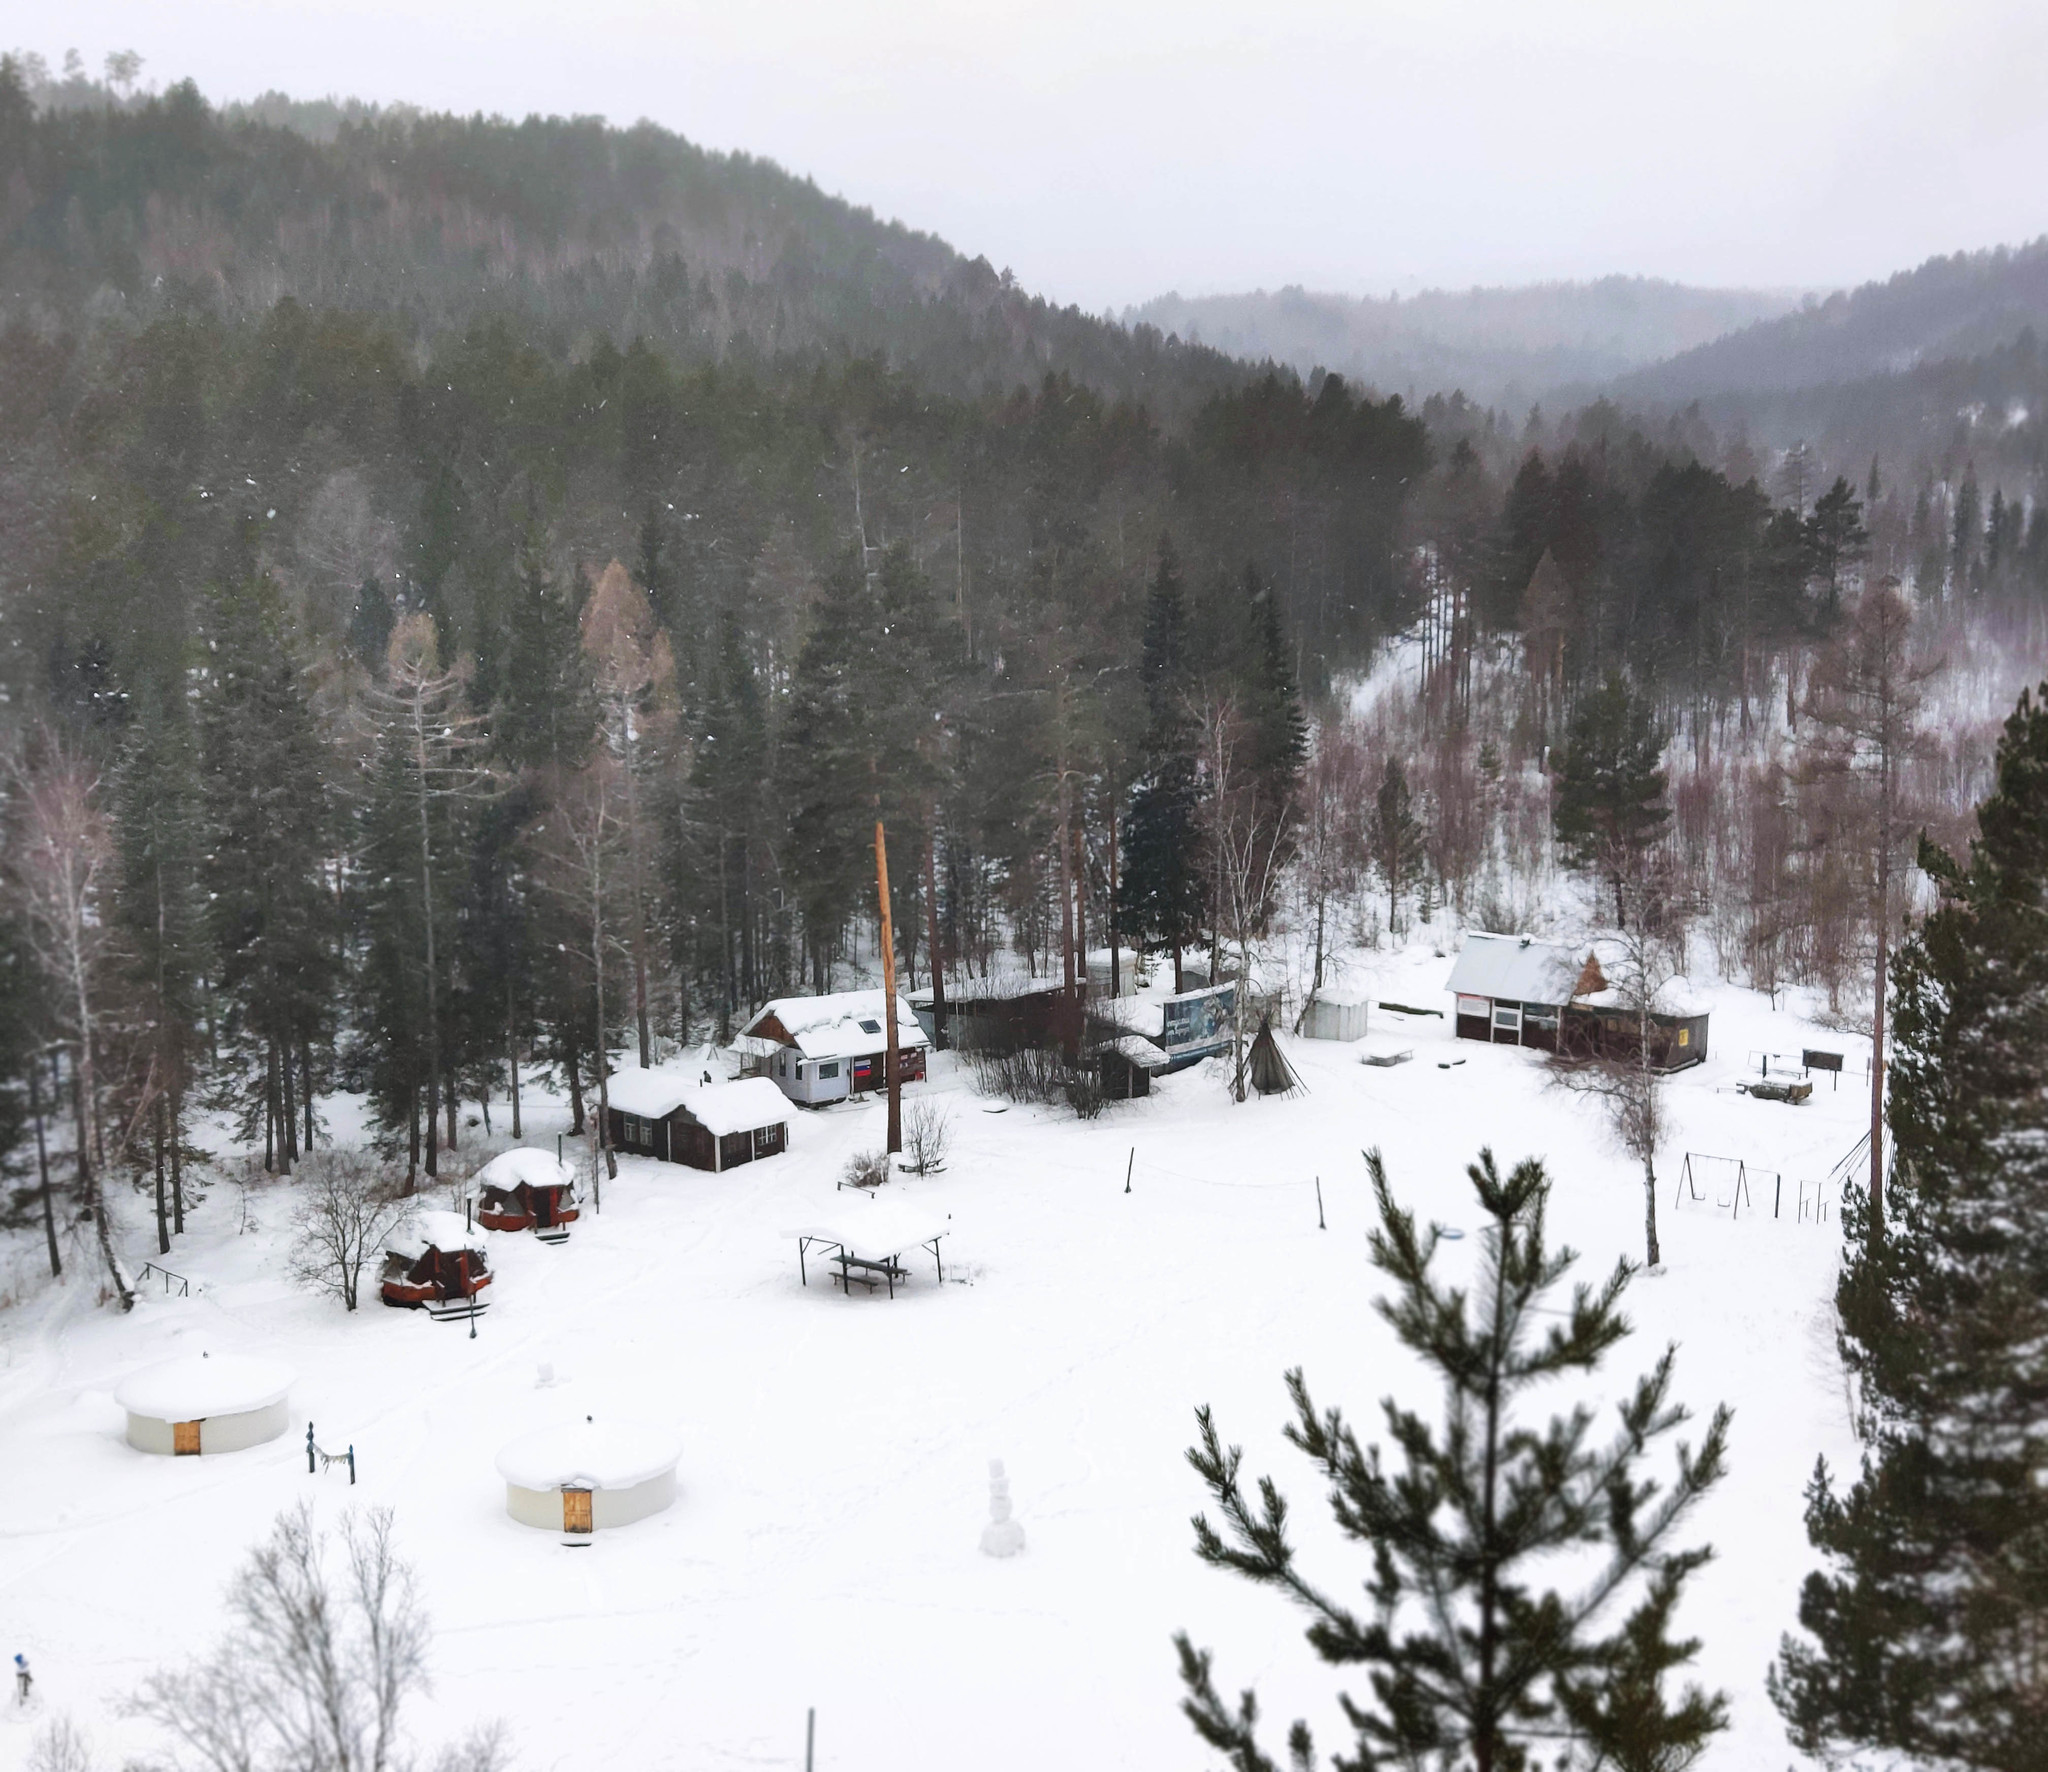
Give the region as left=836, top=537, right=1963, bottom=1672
left=496, top=1417, right=681, bottom=1534
left=1243, top=1017, right=1304, bottom=1098
left=380, top=1210, right=492, bottom=1308
left=474, top=1148, right=581, bottom=1234
left=116, top=1352, right=294, bottom=1456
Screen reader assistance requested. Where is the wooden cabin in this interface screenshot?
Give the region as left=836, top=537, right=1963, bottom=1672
left=739, top=992, right=930, bottom=1107
left=916, top=976, right=1088, bottom=1058
left=1445, top=932, right=1709, bottom=1072
left=473, top=1148, right=581, bottom=1233
left=1097, top=1033, right=1168, bottom=1099
left=1446, top=934, right=1603, bottom=1053
left=606, top=1070, right=791, bottom=1170
left=380, top=1210, right=492, bottom=1309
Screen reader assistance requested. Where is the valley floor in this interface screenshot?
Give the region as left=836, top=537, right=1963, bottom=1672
left=0, top=947, right=1867, bottom=1771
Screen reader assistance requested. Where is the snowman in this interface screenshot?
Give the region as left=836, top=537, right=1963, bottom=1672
left=979, top=1459, right=1025, bottom=1558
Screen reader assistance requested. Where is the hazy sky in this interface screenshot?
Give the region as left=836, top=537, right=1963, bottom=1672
left=25, top=0, right=2048, bottom=311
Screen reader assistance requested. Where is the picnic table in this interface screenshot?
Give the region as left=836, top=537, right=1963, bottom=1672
left=784, top=1203, right=950, bottom=1300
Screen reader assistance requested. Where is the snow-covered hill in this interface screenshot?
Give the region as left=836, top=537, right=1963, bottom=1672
left=0, top=948, right=1867, bottom=1771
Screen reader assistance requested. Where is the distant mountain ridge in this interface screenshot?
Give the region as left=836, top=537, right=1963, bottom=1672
left=1612, top=239, right=2048, bottom=405
left=1124, top=279, right=1802, bottom=405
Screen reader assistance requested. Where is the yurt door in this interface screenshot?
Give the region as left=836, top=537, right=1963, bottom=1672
left=173, top=1420, right=201, bottom=1455
left=562, top=1488, right=593, bottom=1534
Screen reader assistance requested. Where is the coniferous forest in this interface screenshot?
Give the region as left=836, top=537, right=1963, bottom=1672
left=5, top=51, right=2048, bottom=1772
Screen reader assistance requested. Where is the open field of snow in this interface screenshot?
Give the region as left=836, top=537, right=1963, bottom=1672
left=0, top=948, right=1870, bottom=1771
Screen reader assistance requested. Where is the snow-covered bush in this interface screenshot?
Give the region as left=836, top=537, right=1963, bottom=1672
left=841, top=1149, right=888, bottom=1190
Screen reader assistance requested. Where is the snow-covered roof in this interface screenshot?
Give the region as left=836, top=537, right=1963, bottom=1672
left=495, top=1418, right=681, bottom=1491
left=741, top=990, right=931, bottom=1060
left=1309, top=982, right=1373, bottom=1008
left=474, top=1148, right=577, bottom=1194
left=783, top=1201, right=951, bottom=1261
left=115, top=1353, right=295, bottom=1421
left=386, top=1209, right=487, bottom=1261
left=1104, top=1034, right=1170, bottom=1069
left=1444, top=933, right=1590, bottom=1006
left=605, top=1069, right=790, bottom=1134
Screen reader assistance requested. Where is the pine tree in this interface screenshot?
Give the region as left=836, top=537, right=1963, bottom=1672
left=1178, top=1148, right=1730, bottom=1772
left=1118, top=539, right=1205, bottom=988
left=1772, top=682, right=2048, bottom=1770
left=113, top=674, right=210, bottom=1252
left=1553, top=675, right=1670, bottom=928
left=1369, top=756, right=1425, bottom=936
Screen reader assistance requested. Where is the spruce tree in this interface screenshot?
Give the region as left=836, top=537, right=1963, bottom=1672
left=1772, top=682, right=2048, bottom=1770
left=1118, top=540, right=1206, bottom=988
left=197, top=558, right=337, bottom=1170
left=1369, top=756, right=1426, bottom=936
left=1553, top=675, right=1670, bottom=928
left=1178, top=1148, right=1730, bottom=1772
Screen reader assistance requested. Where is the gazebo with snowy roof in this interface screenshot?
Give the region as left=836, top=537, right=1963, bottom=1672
left=380, top=1209, right=492, bottom=1309
left=606, top=1069, right=791, bottom=1171
left=738, top=990, right=930, bottom=1105
left=473, top=1147, right=581, bottom=1235
left=496, top=1416, right=681, bottom=1535
left=116, top=1352, right=295, bottom=1457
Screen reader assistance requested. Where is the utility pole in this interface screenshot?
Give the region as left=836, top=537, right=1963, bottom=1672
left=876, top=817, right=902, bottom=1155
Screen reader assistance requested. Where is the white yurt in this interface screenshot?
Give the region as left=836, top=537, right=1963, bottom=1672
left=116, top=1352, right=295, bottom=1456
left=1301, top=984, right=1371, bottom=1042
left=495, top=1416, right=681, bottom=1534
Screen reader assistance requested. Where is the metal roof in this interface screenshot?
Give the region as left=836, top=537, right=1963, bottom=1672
left=1444, top=933, right=1589, bottom=1006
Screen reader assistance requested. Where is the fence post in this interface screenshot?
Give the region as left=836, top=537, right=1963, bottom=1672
left=348, top=1445, right=356, bottom=1485
left=1124, top=1149, right=1133, bottom=1195
left=307, top=1422, right=316, bottom=1475
left=1775, top=1174, right=1782, bottom=1219
left=1316, top=1176, right=1325, bottom=1231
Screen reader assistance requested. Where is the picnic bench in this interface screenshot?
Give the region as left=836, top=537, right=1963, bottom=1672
left=788, top=1205, right=949, bottom=1301
left=831, top=1253, right=911, bottom=1297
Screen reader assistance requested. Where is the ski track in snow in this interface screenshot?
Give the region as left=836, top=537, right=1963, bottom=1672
left=0, top=948, right=1867, bottom=1771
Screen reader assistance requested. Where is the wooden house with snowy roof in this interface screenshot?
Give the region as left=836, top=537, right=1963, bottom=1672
left=605, top=1068, right=791, bottom=1170
left=738, top=990, right=929, bottom=1106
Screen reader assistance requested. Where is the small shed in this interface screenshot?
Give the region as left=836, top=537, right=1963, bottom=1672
left=1097, top=1032, right=1168, bottom=1099
left=1300, top=984, right=1371, bottom=1042
left=116, top=1352, right=294, bottom=1457
left=496, top=1416, right=681, bottom=1534
left=607, top=1070, right=791, bottom=1171
left=1445, top=933, right=1603, bottom=1052
left=380, top=1210, right=492, bottom=1309
left=740, top=991, right=931, bottom=1106
left=473, top=1148, right=581, bottom=1234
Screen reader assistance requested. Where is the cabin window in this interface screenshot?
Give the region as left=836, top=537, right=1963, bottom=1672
left=818, top=1061, right=840, bottom=1079
left=858, top=1018, right=882, bottom=1035
left=1678, top=1028, right=1690, bottom=1046
left=1457, top=995, right=1489, bottom=1019
left=794, top=1059, right=805, bottom=1079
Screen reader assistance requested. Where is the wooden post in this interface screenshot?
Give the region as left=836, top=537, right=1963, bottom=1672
left=1124, top=1148, right=1134, bottom=1195
left=806, top=1708, right=816, bottom=1772
left=876, top=818, right=902, bottom=1155
left=1316, top=1176, right=1325, bottom=1230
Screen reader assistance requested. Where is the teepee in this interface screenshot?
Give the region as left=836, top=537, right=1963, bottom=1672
left=1242, top=1015, right=1304, bottom=1098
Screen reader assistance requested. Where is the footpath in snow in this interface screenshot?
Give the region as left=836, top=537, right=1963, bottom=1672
left=0, top=948, right=1865, bottom=1771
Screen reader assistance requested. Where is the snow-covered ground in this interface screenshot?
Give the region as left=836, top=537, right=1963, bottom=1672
left=0, top=947, right=1868, bottom=1771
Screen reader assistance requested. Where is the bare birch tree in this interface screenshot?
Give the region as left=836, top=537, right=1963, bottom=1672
left=290, top=1149, right=410, bottom=1312
left=581, top=560, right=674, bottom=1070
left=1803, top=581, right=1939, bottom=1251
left=5, top=733, right=132, bottom=1308
left=1197, top=697, right=1295, bottom=1102
left=1552, top=857, right=1684, bottom=1270
left=129, top=1502, right=509, bottom=1772
left=535, top=758, right=627, bottom=1184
